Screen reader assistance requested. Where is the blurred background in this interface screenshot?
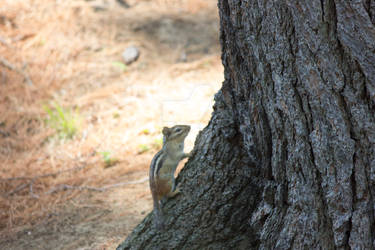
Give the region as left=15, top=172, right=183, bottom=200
left=0, top=0, right=222, bottom=248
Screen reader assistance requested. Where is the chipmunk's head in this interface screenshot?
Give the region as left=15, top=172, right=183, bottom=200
left=162, top=125, right=190, bottom=142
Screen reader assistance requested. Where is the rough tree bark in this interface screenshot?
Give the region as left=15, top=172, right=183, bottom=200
left=117, top=0, right=375, bottom=249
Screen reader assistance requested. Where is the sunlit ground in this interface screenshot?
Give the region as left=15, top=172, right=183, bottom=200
left=0, top=0, right=223, bottom=248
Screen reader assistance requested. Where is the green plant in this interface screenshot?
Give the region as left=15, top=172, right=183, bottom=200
left=151, top=137, right=163, bottom=150
left=113, top=112, right=120, bottom=119
left=99, top=151, right=119, bottom=168
left=138, top=144, right=150, bottom=154
left=112, top=61, right=127, bottom=72
left=140, top=128, right=150, bottom=135
left=43, top=102, right=80, bottom=139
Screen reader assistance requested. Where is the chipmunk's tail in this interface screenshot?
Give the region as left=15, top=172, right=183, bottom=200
left=153, top=197, right=164, bottom=229
left=149, top=156, right=164, bottom=229
left=150, top=186, right=164, bottom=229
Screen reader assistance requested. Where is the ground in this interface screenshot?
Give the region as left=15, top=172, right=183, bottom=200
left=0, top=0, right=222, bottom=249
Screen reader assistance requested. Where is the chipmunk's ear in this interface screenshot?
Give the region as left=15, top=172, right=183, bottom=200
left=162, top=127, right=171, bottom=137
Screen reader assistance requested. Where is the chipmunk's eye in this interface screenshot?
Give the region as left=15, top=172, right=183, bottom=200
left=175, top=128, right=181, bottom=133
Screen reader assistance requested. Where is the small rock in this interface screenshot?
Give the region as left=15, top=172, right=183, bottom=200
left=116, top=0, right=130, bottom=8
left=122, top=46, right=140, bottom=65
left=87, top=0, right=109, bottom=12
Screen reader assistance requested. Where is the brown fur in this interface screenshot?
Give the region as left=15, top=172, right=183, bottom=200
left=155, top=178, right=172, bottom=200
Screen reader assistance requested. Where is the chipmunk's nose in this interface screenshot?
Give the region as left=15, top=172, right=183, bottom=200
left=186, top=125, right=191, bottom=132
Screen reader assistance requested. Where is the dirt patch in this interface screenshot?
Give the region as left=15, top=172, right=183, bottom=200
left=2, top=180, right=151, bottom=249
left=1, top=0, right=222, bottom=249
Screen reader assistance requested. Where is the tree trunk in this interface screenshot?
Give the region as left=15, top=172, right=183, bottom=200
left=117, top=0, right=375, bottom=249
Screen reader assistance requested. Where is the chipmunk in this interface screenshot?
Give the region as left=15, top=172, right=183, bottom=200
left=149, top=125, right=191, bottom=229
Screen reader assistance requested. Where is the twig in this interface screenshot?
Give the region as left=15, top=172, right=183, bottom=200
left=45, top=184, right=103, bottom=194
left=0, top=36, right=14, bottom=48
left=2, top=150, right=97, bottom=198
left=4, top=175, right=148, bottom=197
left=2, top=164, right=88, bottom=197
left=6, top=183, right=29, bottom=196
left=0, top=56, right=33, bottom=85
left=0, top=164, right=88, bottom=182
left=12, top=33, right=35, bottom=43
left=100, top=177, right=149, bottom=189
left=45, top=177, right=149, bottom=195
left=29, top=180, right=39, bottom=199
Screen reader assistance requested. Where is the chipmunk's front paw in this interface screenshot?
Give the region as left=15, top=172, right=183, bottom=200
left=160, top=187, right=180, bottom=206
left=168, top=187, right=180, bottom=198
left=182, top=152, right=191, bottom=159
